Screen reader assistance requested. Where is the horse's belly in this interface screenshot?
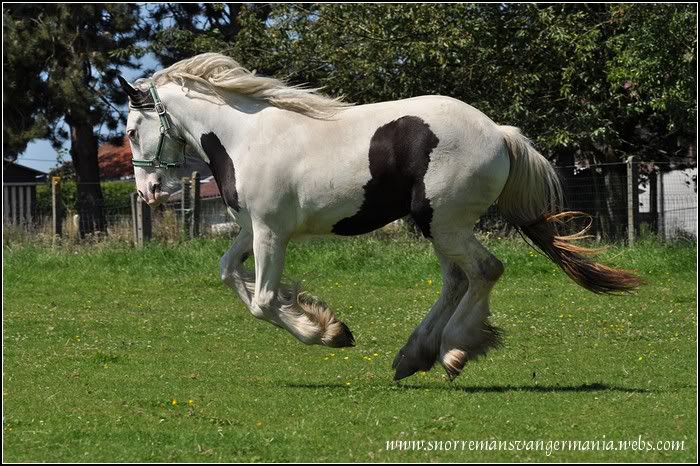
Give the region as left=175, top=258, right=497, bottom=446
left=331, top=202, right=410, bottom=236
left=294, top=197, right=409, bottom=237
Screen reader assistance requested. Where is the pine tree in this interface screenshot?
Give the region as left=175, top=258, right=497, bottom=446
left=3, top=4, right=145, bottom=236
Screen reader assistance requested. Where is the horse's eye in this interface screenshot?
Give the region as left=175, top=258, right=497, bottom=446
left=127, top=129, right=137, bottom=140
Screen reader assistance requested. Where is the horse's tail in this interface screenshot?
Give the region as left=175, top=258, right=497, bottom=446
left=496, top=125, right=642, bottom=294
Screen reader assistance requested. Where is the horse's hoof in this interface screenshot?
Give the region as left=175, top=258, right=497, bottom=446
left=393, top=354, right=420, bottom=381
left=325, top=321, right=355, bottom=348
left=393, top=339, right=439, bottom=373
left=392, top=349, right=404, bottom=369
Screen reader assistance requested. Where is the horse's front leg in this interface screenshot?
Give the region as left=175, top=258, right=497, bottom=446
left=220, top=229, right=255, bottom=308
left=251, top=224, right=355, bottom=347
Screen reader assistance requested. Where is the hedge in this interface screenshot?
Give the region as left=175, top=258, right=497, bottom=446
left=35, top=180, right=136, bottom=214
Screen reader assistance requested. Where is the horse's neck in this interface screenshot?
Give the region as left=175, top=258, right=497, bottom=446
left=170, top=88, right=268, bottom=159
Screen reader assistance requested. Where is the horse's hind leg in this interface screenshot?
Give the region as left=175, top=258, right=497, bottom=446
left=433, top=231, right=504, bottom=381
left=392, top=249, right=468, bottom=380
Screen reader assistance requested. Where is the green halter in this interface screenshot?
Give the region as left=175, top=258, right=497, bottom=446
left=131, top=82, right=187, bottom=169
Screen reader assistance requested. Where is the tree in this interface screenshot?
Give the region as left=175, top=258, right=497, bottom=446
left=227, top=3, right=696, bottom=238
left=226, top=4, right=695, bottom=158
left=607, top=3, right=697, bottom=163
left=145, top=3, right=272, bottom=67
left=145, top=3, right=696, bottom=238
left=3, top=4, right=145, bottom=236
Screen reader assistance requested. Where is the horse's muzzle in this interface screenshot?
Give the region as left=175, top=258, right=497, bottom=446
left=147, top=191, right=170, bottom=207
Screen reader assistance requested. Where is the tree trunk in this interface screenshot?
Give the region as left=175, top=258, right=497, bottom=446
left=68, top=117, right=106, bottom=237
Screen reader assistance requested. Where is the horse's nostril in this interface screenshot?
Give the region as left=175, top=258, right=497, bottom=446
left=149, top=182, right=161, bottom=195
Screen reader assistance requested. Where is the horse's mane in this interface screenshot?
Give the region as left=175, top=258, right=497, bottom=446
left=147, top=52, right=351, bottom=119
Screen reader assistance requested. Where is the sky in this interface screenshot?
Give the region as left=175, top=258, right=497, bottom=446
left=14, top=54, right=158, bottom=174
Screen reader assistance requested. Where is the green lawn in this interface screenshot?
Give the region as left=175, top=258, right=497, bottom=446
left=3, top=234, right=697, bottom=462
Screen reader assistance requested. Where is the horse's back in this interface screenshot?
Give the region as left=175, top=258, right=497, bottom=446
left=286, top=95, right=510, bottom=238
left=340, top=95, right=501, bottom=135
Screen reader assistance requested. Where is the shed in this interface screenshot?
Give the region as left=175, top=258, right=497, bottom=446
left=3, top=160, right=47, bottom=225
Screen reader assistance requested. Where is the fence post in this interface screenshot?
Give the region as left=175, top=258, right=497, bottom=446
left=656, top=170, right=665, bottom=240
left=648, top=165, right=658, bottom=234
left=2, top=185, right=9, bottom=224
left=142, top=198, right=152, bottom=243
left=51, top=176, right=63, bottom=239
left=626, top=155, right=640, bottom=245
left=190, top=171, right=201, bottom=238
left=130, top=192, right=139, bottom=245
left=29, top=184, right=36, bottom=227
left=181, top=176, right=192, bottom=239
left=135, top=196, right=152, bottom=247
left=17, top=185, right=25, bottom=226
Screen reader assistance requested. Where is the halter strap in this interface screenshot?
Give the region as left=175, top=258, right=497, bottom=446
left=131, top=83, right=187, bottom=169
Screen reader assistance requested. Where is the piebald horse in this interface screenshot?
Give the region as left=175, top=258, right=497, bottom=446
left=119, top=53, right=641, bottom=381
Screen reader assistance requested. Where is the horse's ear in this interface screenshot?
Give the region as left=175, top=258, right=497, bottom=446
left=118, top=75, right=141, bottom=101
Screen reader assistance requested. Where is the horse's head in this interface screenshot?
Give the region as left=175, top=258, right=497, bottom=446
left=119, top=76, right=199, bottom=207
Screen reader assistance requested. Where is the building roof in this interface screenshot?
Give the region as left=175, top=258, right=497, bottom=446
left=3, top=160, right=47, bottom=183
left=98, top=136, right=134, bottom=180
left=167, top=176, right=222, bottom=202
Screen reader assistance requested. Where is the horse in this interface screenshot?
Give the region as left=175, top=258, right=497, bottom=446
left=118, top=52, right=641, bottom=382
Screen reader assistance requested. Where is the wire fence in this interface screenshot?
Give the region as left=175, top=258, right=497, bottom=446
left=3, top=160, right=697, bottom=245
left=479, top=161, right=697, bottom=241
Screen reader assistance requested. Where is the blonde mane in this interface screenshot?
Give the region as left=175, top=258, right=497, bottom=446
left=149, top=52, right=351, bottom=119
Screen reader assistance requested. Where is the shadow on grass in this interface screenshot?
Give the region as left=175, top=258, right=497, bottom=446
left=420, top=382, right=652, bottom=394
left=282, top=381, right=652, bottom=394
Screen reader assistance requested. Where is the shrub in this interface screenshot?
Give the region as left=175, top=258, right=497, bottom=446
left=36, top=180, right=136, bottom=215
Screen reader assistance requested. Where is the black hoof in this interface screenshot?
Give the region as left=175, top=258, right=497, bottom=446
left=392, top=340, right=439, bottom=378
left=393, top=356, right=421, bottom=381
left=327, top=321, right=355, bottom=348
left=392, top=349, right=404, bottom=369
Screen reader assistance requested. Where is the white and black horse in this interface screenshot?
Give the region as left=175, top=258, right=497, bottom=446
left=120, top=53, right=640, bottom=381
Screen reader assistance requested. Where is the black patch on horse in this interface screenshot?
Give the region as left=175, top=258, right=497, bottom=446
left=200, top=132, right=240, bottom=211
left=332, top=116, right=439, bottom=237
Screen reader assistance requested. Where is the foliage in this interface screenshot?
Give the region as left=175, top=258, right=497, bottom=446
left=146, top=3, right=695, bottom=241
left=606, top=4, right=697, bottom=161
left=149, top=4, right=696, bottom=165
left=3, top=4, right=147, bottom=234
left=35, top=180, right=136, bottom=214
left=3, top=4, right=695, bottom=236
left=48, top=160, right=77, bottom=179
left=144, top=3, right=271, bottom=66
left=3, top=236, right=697, bottom=461
left=5, top=5, right=694, bottom=167
left=3, top=4, right=145, bottom=157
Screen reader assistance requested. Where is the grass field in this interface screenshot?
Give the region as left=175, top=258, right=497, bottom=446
left=3, top=234, right=697, bottom=462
